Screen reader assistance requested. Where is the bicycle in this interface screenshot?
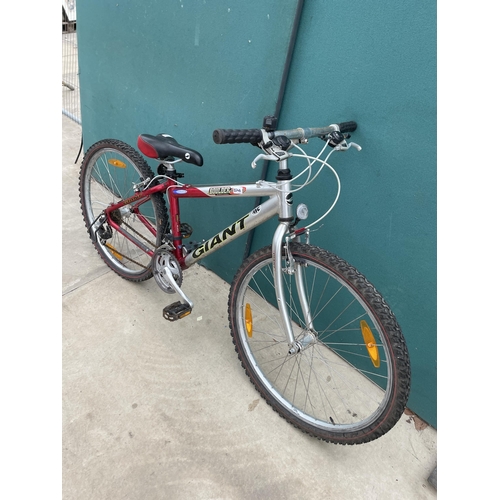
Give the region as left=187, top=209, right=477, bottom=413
left=79, top=116, right=411, bottom=445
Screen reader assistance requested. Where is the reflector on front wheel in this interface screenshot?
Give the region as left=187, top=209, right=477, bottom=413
left=108, top=158, right=127, bottom=168
left=360, top=320, right=380, bottom=368
left=245, top=303, right=253, bottom=337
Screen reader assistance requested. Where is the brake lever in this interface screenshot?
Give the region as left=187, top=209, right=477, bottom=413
left=251, top=153, right=276, bottom=169
left=251, top=150, right=292, bottom=169
left=334, top=141, right=362, bottom=152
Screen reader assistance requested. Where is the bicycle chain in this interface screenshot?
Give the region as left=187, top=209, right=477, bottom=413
left=103, top=242, right=148, bottom=269
left=101, top=220, right=158, bottom=270
left=121, top=220, right=157, bottom=248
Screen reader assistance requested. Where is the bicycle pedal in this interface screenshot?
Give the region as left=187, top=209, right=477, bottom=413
left=163, top=301, right=192, bottom=321
left=180, top=222, right=193, bottom=239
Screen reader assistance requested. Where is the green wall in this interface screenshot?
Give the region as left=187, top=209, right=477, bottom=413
left=78, top=0, right=300, bottom=279
left=78, top=1, right=436, bottom=427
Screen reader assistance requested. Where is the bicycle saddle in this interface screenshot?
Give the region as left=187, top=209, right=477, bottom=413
left=137, top=134, right=203, bottom=166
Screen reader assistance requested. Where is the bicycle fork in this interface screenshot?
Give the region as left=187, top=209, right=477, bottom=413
left=272, top=222, right=315, bottom=355
left=271, top=161, right=315, bottom=354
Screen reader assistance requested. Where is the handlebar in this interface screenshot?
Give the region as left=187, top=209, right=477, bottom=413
left=212, top=128, right=263, bottom=145
left=338, top=121, right=358, bottom=133
left=212, top=121, right=357, bottom=145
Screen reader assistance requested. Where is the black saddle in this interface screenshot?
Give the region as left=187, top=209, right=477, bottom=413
left=137, top=134, right=203, bottom=166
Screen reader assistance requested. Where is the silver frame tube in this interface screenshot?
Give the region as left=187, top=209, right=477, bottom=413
left=188, top=183, right=277, bottom=199
left=272, top=222, right=295, bottom=345
left=183, top=196, right=280, bottom=267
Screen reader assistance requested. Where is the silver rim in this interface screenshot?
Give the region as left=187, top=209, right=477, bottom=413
left=234, top=254, right=393, bottom=432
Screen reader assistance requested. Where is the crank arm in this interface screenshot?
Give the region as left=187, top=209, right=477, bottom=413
left=159, top=264, right=193, bottom=309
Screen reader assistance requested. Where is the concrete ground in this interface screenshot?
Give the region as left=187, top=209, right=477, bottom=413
left=62, top=115, right=437, bottom=500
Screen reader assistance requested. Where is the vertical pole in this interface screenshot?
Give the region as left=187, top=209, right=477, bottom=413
left=242, top=0, right=305, bottom=260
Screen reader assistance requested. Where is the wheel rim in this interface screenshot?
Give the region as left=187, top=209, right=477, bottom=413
left=82, top=147, right=159, bottom=275
left=234, top=254, right=394, bottom=433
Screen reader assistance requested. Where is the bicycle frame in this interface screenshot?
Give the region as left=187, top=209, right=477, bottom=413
left=79, top=125, right=413, bottom=444
left=168, top=182, right=280, bottom=269
left=102, top=157, right=301, bottom=345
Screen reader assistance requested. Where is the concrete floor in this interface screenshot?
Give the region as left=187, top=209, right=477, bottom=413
left=62, top=115, right=437, bottom=499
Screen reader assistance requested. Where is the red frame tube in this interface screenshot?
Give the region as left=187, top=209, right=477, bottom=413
left=103, top=178, right=210, bottom=266
left=166, top=183, right=209, bottom=265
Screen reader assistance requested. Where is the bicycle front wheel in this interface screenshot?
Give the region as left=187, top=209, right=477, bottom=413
left=228, top=243, right=411, bottom=445
left=79, top=139, right=169, bottom=281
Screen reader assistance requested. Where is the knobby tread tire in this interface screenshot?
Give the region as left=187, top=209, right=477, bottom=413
left=79, top=139, right=169, bottom=282
left=228, top=243, right=411, bottom=445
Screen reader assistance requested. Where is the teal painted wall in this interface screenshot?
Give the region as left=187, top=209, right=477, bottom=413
left=78, top=0, right=300, bottom=280
left=78, top=1, right=436, bottom=427
left=250, top=2, right=437, bottom=426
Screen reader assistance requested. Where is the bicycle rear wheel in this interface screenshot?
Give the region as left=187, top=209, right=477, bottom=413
left=228, top=243, right=411, bottom=445
left=79, top=139, right=169, bottom=281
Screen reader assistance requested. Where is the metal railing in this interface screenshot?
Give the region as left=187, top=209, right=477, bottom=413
left=62, top=23, right=81, bottom=125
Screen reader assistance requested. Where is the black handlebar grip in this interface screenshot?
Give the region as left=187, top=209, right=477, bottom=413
left=213, top=128, right=263, bottom=144
left=338, top=121, right=358, bottom=133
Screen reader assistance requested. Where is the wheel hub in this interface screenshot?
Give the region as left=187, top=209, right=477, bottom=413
left=109, top=209, right=123, bottom=224
left=288, top=330, right=317, bottom=355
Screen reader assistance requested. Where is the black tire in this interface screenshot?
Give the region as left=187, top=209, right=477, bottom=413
left=79, top=139, right=169, bottom=281
left=228, top=243, right=411, bottom=445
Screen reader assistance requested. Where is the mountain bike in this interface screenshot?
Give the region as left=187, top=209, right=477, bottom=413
left=78, top=116, right=411, bottom=445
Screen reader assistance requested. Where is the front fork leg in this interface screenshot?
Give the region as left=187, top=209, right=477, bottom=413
left=272, top=224, right=314, bottom=354
left=294, top=255, right=313, bottom=330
